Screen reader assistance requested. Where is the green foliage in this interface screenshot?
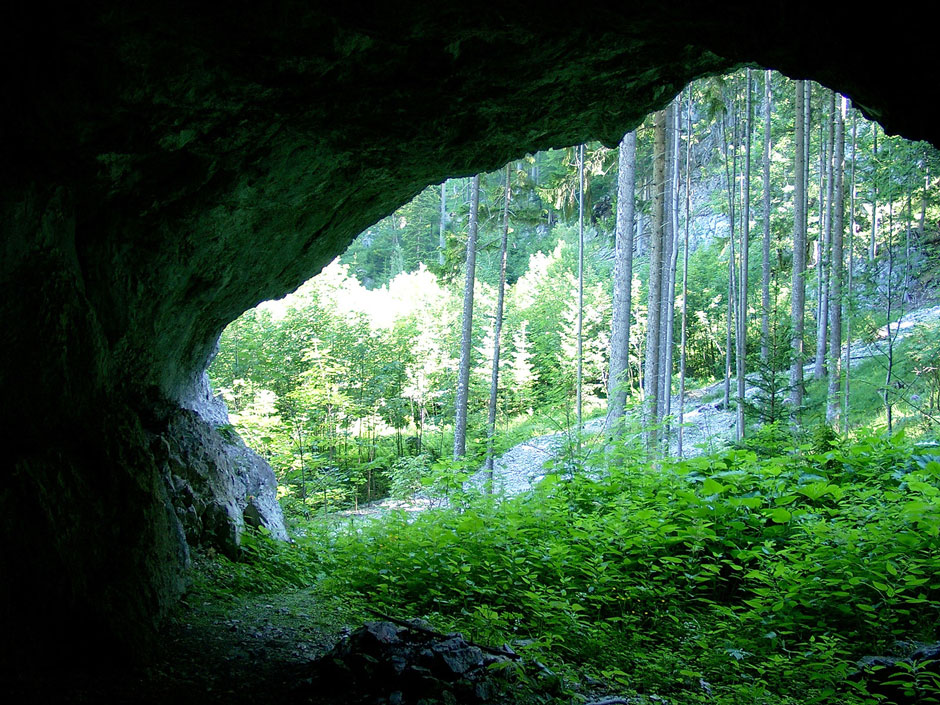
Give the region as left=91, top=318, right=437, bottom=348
left=190, top=529, right=318, bottom=599
left=737, top=421, right=793, bottom=458
left=802, top=312, right=940, bottom=433
left=192, top=65, right=940, bottom=705
left=387, top=454, right=432, bottom=500
left=208, top=65, right=940, bottom=517
left=292, top=432, right=940, bottom=704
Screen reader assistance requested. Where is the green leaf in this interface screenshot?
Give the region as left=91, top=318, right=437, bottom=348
left=703, top=477, right=728, bottom=495
left=768, top=507, right=792, bottom=523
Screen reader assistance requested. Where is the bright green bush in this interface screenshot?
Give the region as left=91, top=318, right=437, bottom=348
left=300, top=431, right=940, bottom=703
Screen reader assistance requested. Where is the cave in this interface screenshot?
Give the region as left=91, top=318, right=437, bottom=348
left=1, top=1, right=936, bottom=675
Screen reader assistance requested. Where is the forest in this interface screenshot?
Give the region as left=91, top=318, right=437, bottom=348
left=200, top=70, right=940, bottom=704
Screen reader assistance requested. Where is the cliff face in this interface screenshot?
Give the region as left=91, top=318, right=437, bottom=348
left=1, top=2, right=935, bottom=663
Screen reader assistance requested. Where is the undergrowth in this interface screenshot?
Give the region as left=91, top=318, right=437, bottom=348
left=192, top=429, right=940, bottom=704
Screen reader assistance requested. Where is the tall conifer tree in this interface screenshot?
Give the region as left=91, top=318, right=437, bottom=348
left=453, top=174, right=480, bottom=459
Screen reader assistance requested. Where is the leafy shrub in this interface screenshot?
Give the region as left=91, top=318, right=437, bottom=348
left=190, top=528, right=318, bottom=599
left=388, top=454, right=432, bottom=500
left=304, top=431, right=940, bottom=704
left=737, top=421, right=794, bottom=457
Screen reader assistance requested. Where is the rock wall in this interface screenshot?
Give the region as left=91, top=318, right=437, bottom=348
left=170, top=372, right=289, bottom=553
left=1, top=2, right=937, bottom=665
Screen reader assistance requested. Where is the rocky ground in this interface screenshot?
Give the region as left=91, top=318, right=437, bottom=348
left=6, top=581, right=353, bottom=704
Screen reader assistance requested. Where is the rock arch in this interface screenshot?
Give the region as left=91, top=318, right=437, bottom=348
left=1, top=2, right=934, bottom=662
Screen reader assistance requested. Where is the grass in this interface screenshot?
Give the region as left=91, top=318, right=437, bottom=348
left=801, top=311, right=940, bottom=436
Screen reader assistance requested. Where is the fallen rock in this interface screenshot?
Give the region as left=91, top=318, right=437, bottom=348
left=849, top=642, right=940, bottom=703
left=307, top=620, right=534, bottom=704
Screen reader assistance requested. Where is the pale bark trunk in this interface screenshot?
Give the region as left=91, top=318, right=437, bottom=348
left=725, top=246, right=734, bottom=411
left=660, top=107, right=673, bottom=418
left=804, top=84, right=812, bottom=242
left=827, top=97, right=845, bottom=425
left=678, top=90, right=692, bottom=458
left=453, top=174, right=480, bottom=460
left=605, top=131, right=637, bottom=432
left=904, top=191, right=913, bottom=294
left=761, top=70, right=772, bottom=365
left=438, top=181, right=448, bottom=267
left=645, top=110, right=667, bottom=451
left=736, top=70, right=751, bottom=440
left=576, top=144, right=585, bottom=441
left=663, top=99, right=681, bottom=428
left=843, top=107, right=857, bottom=427
left=790, top=80, right=807, bottom=416
left=870, top=128, right=878, bottom=261
left=721, top=98, right=737, bottom=417
left=920, top=159, right=929, bottom=235
left=485, top=165, right=511, bottom=484
left=884, top=197, right=895, bottom=432
left=815, top=93, right=835, bottom=380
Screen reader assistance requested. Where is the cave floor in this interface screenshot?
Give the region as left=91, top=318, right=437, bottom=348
left=8, top=584, right=352, bottom=704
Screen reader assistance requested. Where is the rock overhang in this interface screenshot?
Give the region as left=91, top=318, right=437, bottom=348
left=1, top=1, right=936, bottom=665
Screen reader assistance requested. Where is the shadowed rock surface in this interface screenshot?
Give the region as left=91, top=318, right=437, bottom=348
left=170, top=371, right=288, bottom=553
left=1, top=1, right=937, bottom=668
left=310, top=620, right=521, bottom=704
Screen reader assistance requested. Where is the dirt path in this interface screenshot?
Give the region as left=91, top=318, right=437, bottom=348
left=7, top=582, right=352, bottom=704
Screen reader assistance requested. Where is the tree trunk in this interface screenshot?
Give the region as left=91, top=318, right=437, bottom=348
left=761, top=69, right=772, bottom=365
left=920, top=157, right=929, bottom=235
left=843, top=107, right=857, bottom=428
left=790, top=80, right=807, bottom=417
left=815, top=92, right=835, bottom=380
left=884, top=197, right=895, bottom=432
left=827, top=96, right=845, bottom=425
left=645, top=110, right=667, bottom=451
left=605, top=131, right=637, bottom=433
left=870, top=127, right=879, bottom=261
left=725, top=242, right=734, bottom=412
left=736, top=70, right=751, bottom=440
left=438, top=180, right=448, bottom=267
left=662, top=99, right=681, bottom=428
left=904, top=190, right=913, bottom=295
left=576, top=144, right=585, bottom=442
left=453, top=174, right=480, bottom=460
left=678, top=90, right=692, bottom=458
left=805, top=83, right=812, bottom=245
left=721, top=97, right=737, bottom=416
left=485, top=164, right=511, bottom=486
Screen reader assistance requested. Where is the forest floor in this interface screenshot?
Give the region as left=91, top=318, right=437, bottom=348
left=9, top=564, right=361, bottom=704
left=342, top=302, right=940, bottom=519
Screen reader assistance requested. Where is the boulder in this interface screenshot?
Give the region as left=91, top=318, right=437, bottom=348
left=850, top=642, right=940, bottom=703
left=168, top=371, right=289, bottom=554
left=312, top=620, right=521, bottom=704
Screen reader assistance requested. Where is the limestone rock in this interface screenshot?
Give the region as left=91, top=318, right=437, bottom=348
left=850, top=642, right=940, bottom=703
left=167, top=372, right=288, bottom=553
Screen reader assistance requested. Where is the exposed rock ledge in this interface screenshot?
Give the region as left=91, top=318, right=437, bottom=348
left=168, top=371, right=289, bottom=554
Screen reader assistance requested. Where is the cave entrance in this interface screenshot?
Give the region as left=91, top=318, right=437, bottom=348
left=205, top=66, right=939, bottom=537
left=6, top=5, right=940, bottom=695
